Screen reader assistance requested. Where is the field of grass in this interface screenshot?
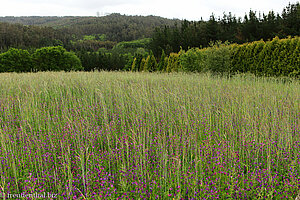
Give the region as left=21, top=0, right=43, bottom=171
left=0, top=71, right=299, bottom=199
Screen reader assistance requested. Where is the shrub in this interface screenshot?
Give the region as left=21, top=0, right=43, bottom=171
left=166, top=53, right=181, bottom=72
left=62, top=51, right=83, bottom=71
left=179, top=48, right=206, bottom=72
left=33, top=46, right=83, bottom=72
left=143, top=54, right=157, bottom=72
left=203, top=41, right=232, bottom=74
left=0, top=48, right=33, bottom=72
left=179, top=41, right=232, bottom=74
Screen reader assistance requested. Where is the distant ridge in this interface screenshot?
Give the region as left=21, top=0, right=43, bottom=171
left=0, top=14, right=179, bottom=27
left=0, top=14, right=180, bottom=42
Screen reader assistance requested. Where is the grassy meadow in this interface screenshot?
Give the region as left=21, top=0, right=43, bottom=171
left=0, top=71, right=299, bottom=199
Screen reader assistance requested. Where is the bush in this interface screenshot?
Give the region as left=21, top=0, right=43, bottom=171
left=143, top=54, right=157, bottom=72
left=179, top=41, right=232, bottom=74
left=62, top=51, right=83, bottom=71
left=0, top=48, right=33, bottom=72
left=166, top=53, right=181, bottom=72
left=33, top=46, right=83, bottom=72
left=179, top=48, right=206, bottom=72
left=204, top=41, right=232, bottom=74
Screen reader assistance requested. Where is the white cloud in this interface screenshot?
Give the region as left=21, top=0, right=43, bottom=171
left=0, top=0, right=297, bottom=19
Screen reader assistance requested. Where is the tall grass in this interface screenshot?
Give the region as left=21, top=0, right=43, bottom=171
left=0, top=71, right=299, bottom=199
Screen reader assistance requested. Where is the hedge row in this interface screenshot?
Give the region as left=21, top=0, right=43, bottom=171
left=0, top=46, right=83, bottom=73
left=132, top=37, right=299, bottom=78
left=231, top=37, right=299, bottom=77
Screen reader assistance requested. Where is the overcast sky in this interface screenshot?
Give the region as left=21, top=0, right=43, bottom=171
left=0, top=0, right=297, bottom=20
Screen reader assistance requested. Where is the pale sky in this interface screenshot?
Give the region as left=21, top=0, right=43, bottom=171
left=0, top=0, right=298, bottom=20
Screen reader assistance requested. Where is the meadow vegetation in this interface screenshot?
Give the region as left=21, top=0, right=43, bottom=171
left=0, top=71, right=299, bottom=199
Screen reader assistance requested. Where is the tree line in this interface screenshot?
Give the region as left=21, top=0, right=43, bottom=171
left=150, top=2, right=300, bottom=57
left=3, top=36, right=298, bottom=78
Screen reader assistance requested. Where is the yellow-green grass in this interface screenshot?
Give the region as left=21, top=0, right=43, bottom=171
left=0, top=71, right=299, bottom=199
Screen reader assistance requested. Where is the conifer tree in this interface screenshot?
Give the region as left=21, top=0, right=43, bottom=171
left=147, top=53, right=158, bottom=72
left=143, top=56, right=150, bottom=71
left=158, top=50, right=167, bottom=71
left=166, top=53, right=180, bottom=72
left=140, top=58, right=146, bottom=72
left=131, top=57, right=137, bottom=71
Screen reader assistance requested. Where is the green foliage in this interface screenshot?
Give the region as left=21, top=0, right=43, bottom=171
left=70, top=40, right=116, bottom=51
left=0, top=48, right=33, bottom=72
left=83, top=34, right=107, bottom=41
left=132, top=52, right=148, bottom=72
left=33, top=46, right=83, bottom=72
left=166, top=53, right=182, bottom=72
left=231, top=36, right=300, bottom=77
left=135, top=47, right=147, bottom=55
left=83, top=35, right=96, bottom=41
left=114, top=38, right=151, bottom=49
left=112, top=38, right=152, bottom=56
left=140, top=58, right=146, bottom=71
left=157, top=50, right=168, bottom=71
left=179, top=48, right=206, bottom=72
left=62, top=52, right=83, bottom=71
left=204, top=41, right=232, bottom=74
left=178, top=41, right=232, bottom=74
left=0, top=15, right=178, bottom=50
left=0, top=46, right=83, bottom=73
left=143, top=56, right=150, bottom=71
left=150, top=36, right=300, bottom=77
left=123, top=53, right=134, bottom=71
left=150, top=2, right=300, bottom=58
left=76, top=51, right=127, bottom=71
left=143, top=52, right=157, bottom=72
left=131, top=58, right=137, bottom=71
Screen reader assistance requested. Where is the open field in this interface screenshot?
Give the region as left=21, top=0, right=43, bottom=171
left=0, top=71, right=299, bottom=199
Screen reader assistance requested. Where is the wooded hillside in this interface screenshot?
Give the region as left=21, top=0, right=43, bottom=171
left=0, top=14, right=179, bottom=42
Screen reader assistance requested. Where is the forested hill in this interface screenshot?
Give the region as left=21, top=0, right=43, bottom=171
left=0, top=14, right=179, bottom=42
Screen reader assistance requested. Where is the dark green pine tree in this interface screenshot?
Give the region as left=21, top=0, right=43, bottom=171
left=205, top=14, right=220, bottom=42
left=158, top=50, right=167, bottom=71
left=280, top=2, right=300, bottom=36
left=261, top=11, right=281, bottom=40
